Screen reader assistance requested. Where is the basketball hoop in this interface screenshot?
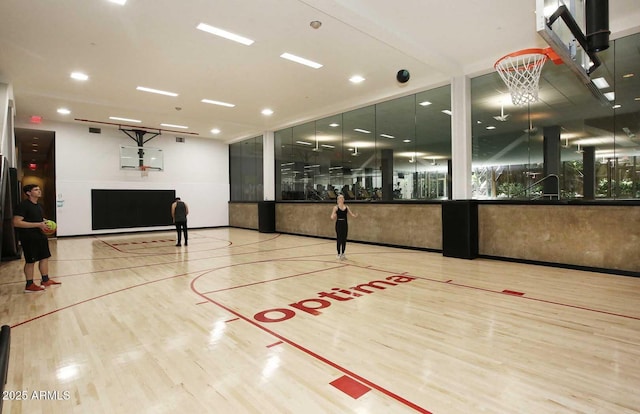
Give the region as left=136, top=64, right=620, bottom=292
left=140, top=165, right=149, bottom=178
left=494, top=48, right=561, bottom=106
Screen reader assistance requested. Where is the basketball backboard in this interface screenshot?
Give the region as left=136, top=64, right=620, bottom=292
left=120, top=146, right=164, bottom=171
left=536, top=0, right=610, bottom=104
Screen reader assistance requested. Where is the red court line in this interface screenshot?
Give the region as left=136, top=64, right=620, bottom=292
left=502, top=289, right=525, bottom=296
left=411, top=277, right=640, bottom=321
left=190, top=271, right=432, bottom=414
left=196, top=256, right=640, bottom=321
left=9, top=269, right=211, bottom=328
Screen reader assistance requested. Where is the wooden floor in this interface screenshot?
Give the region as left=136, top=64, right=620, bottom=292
left=0, top=228, right=639, bottom=414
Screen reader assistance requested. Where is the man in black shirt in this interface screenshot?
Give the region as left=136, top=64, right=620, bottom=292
left=13, top=184, right=62, bottom=292
left=171, top=197, right=189, bottom=246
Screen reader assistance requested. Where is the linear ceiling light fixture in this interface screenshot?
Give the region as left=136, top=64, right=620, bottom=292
left=196, top=23, right=254, bottom=46
left=110, top=116, right=141, bottom=123
left=280, top=53, right=322, bottom=69
left=592, top=77, right=610, bottom=89
left=201, top=99, right=235, bottom=107
left=136, top=86, right=178, bottom=97
left=161, top=123, right=188, bottom=129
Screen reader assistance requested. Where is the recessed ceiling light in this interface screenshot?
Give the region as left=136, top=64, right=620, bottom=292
left=419, top=101, right=432, bottom=106
left=70, top=72, right=89, bottom=81
left=296, top=141, right=312, bottom=146
left=622, top=73, right=634, bottom=78
left=196, top=23, right=254, bottom=46
left=354, top=128, right=371, bottom=134
left=403, top=139, right=411, bottom=143
left=280, top=53, right=322, bottom=69
left=603, top=92, right=615, bottom=101
left=110, top=116, right=141, bottom=123
left=201, top=99, right=235, bottom=107
left=262, top=109, right=274, bottom=116
left=612, top=104, right=622, bottom=109
left=592, top=77, right=610, bottom=89
left=136, top=86, right=178, bottom=97
left=329, top=123, right=340, bottom=127
left=211, top=128, right=221, bottom=134
left=321, top=144, right=335, bottom=148
left=57, top=108, right=71, bottom=115
left=441, top=109, right=452, bottom=116
left=380, top=134, right=395, bottom=139
left=161, top=123, right=188, bottom=129
left=349, top=75, right=365, bottom=83
left=486, top=126, right=496, bottom=130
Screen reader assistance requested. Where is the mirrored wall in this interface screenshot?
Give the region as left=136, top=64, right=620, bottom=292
left=231, top=32, right=639, bottom=202
left=471, top=32, right=640, bottom=200
left=275, top=85, right=452, bottom=201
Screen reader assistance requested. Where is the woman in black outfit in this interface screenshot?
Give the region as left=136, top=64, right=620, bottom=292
left=330, top=194, right=358, bottom=260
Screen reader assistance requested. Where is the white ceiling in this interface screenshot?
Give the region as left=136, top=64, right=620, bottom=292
left=1, top=0, right=639, bottom=143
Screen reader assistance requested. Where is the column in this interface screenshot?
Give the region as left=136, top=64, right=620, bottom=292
left=450, top=75, right=472, bottom=200
left=582, top=146, right=595, bottom=200
left=263, top=131, right=275, bottom=200
left=543, top=125, right=561, bottom=198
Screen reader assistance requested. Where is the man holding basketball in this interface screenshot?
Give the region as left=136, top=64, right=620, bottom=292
left=13, top=184, right=61, bottom=292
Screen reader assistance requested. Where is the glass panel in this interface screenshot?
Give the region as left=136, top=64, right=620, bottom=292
left=316, top=114, right=343, bottom=201
left=472, top=32, right=640, bottom=200
left=415, top=85, right=452, bottom=200
left=275, top=128, right=293, bottom=200
left=274, top=84, right=453, bottom=201
left=342, top=106, right=376, bottom=200
left=376, top=95, right=415, bottom=200
left=229, top=136, right=263, bottom=201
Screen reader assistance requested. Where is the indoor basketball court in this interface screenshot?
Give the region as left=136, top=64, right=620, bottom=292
left=1, top=0, right=639, bottom=413
left=0, top=228, right=638, bottom=413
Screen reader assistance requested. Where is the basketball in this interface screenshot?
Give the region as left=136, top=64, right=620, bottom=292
left=43, top=220, right=57, bottom=235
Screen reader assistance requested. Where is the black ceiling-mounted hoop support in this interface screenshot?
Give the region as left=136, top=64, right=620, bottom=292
left=119, top=128, right=161, bottom=166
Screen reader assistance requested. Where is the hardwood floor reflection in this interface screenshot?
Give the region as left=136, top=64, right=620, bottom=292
left=1, top=228, right=639, bottom=413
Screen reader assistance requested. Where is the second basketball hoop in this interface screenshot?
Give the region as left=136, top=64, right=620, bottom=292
left=494, top=47, right=561, bottom=106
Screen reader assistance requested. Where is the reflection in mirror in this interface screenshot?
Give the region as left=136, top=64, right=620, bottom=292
left=471, top=31, right=640, bottom=200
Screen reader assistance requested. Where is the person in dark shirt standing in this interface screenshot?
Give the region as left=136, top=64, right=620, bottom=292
left=330, top=194, right=358, bottom=260
left=13, top=184, right=61, bottom=292
left=171, top=197, right=189, bottom=246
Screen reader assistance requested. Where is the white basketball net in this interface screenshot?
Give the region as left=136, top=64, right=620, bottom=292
left=495, top=51, right=548, bottom=106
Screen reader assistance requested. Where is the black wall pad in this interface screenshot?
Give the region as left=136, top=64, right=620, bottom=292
left=442, top=200, right=479, bottom=259
left=91, top=189, right=175, bottom=230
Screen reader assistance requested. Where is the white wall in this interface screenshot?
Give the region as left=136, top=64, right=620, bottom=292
left=17, top=121, right=229, bottom=236
left=0, top=83, right=15, bottom=164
